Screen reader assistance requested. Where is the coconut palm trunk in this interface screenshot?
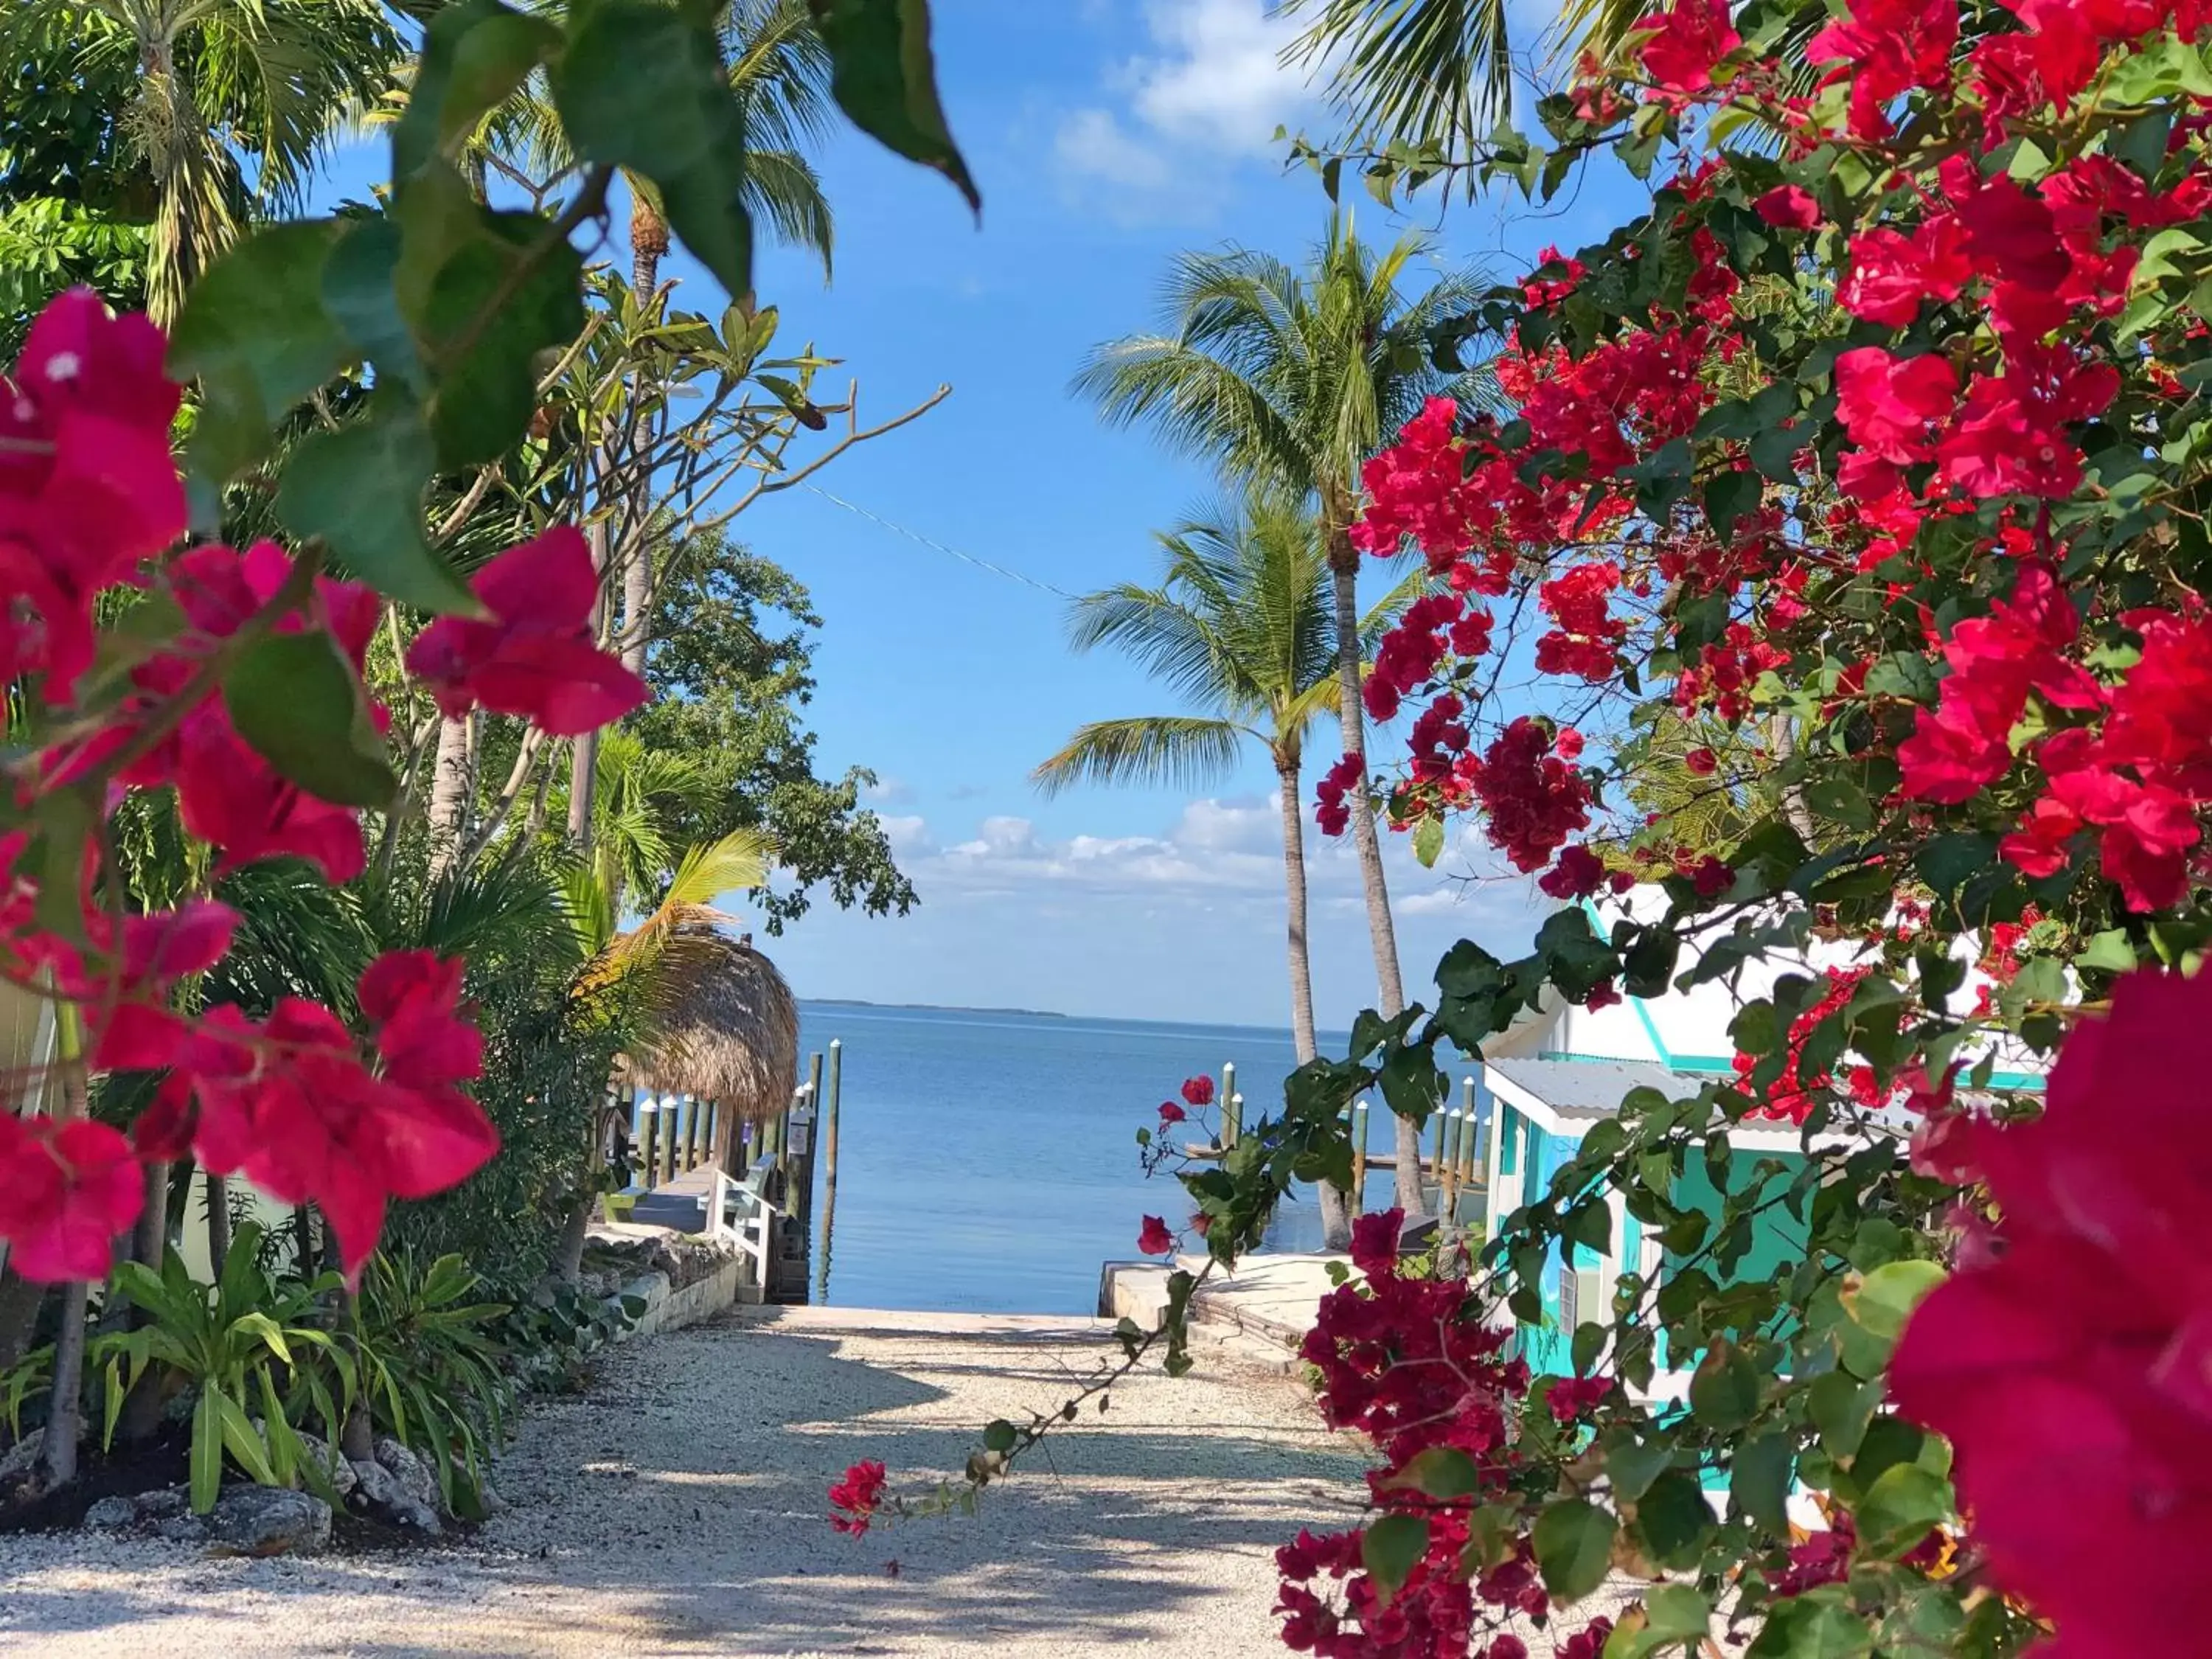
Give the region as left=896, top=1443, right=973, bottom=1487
left=619, top=192, right=667, bottom=681
left=1278, top=750, right=1351, bottom=1246
left=1325, top=508, right=1427, bottom=1223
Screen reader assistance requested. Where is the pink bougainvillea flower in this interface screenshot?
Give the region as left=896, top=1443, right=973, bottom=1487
left=1138, top=1215, right=1175, bottom=1256
left=828, top=1458, right=888, bottom=1536
left=1837, top=217, right=1973, bottom=325
left=1754, top=184, right=1821, bottom=229
left=0, top=1116, right=144, bottom=1282
left=1180, top=1074, right=1215, bottom=1108
left=1892, top=972, right=2212, bottom=1651
left=1537, top=842, right=1607, bottom=900
left=1835, top=347, right=1959, bottom=464
left=180, top=953, right=495, bottom=1275
left=1637, top=0, right=1741, bottom=97
left=0, top=289, right=186, bottom=702
left=406, top=527, right=650, bottom=737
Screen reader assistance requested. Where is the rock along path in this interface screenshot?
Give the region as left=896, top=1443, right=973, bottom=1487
left=0, top=1307, right=1374, bottom=1658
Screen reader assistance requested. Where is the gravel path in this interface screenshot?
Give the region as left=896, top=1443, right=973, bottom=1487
left=0, top=1307, right=1374, bottom=1657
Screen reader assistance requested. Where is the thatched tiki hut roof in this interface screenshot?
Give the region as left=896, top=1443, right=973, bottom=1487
left=627, top=924, right=799, bottom=1164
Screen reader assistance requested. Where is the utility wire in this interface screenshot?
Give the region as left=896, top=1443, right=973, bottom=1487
left=799, top=484, right=1077, bottom=599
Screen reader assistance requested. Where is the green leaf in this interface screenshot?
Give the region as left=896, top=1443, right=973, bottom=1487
left=1360, top=1513, right=1430, bottom=1607
left=1807, top=1371, right=1880, bottom=1461
left=214, top=1388, right=278, bottom=1487
left=1688, top=1340, right=1760, bottom=1434
left=1632, top=1468, right=1711, bottom=1569
left=223, top=631, right=398, bottom=810
left=394, top=0, right=561, bottom=180
left=1748, top=1596, right=1874, bottom=1659
left=552, top=4, right=757, bottom=298
left=1841, top=1259, right=1946, bottom=1345
left=1563, top=1200, right=1610, bottom=1255
left=1855, top=1461, right=1954, bottom=1559
left=1571, top=1319, right=1607, bottom=1377
left=2076, top=928, right=2138, bottom=973
left=1730, top=1432, right=1793, bottom=1532
left=1413, top=816, right=1444, bottom=869
left=1703, top=468, right=1762, bottom=543
left=169, top=220, right=349, bottom=484
left=981, top=1419, right=1016, bottom=1453
left=1601, top=1430, right=1673, bottom=1501
left=809, top=0, right=979, bottom=212
left=1385, top=1446, right=1481, bottom=1499
left=1533, top=1499, right=1616, bottom=1601
left=1606, top=1585, right=1713, bottom=1658
left=322, top=219, right=426, bottom=393
left=190, top=1385, right=225, bottom=1514
left=274, top=400, right=476, bottom=613
left=391, top=168, right=585, bottom=467
left=1729, top=1001, right=1781, bottom=1057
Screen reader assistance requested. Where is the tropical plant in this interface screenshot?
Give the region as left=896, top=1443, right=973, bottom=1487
left=1077, top=220, right=1487, bottom=1220
left=1037, top=493, right=1412, bottom=1242
left=345, top=1251, right=514, bottom=1516
left=93, top=1227, right=347, bottom=1514
left=1, top=0, right=403, bottom=324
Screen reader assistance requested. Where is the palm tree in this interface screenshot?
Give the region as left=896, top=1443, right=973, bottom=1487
left=3, top=0, right=403, bottom=325
left=1076, top=220, right=1485, bottom=1222
left=1035, top=494, right=1414, bottom=1248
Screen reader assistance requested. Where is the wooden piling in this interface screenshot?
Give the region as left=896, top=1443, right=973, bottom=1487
left=1438, top=1109, right=1460, bottom=1220
left=664, top=1096, right=683, bottom=1186
left=1220, top=1062, right=1238, bottom=1147
left=793, top=1053, right=823, bottom=1237
left=639, top=1099, right=661, bottom=1190
left=684, top=1093, right=704, bottom=1170
left=817, top=1040, right=842, bottom=1304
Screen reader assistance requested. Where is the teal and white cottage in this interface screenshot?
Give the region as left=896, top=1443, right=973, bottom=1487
left=1472, top=888, right=2045, bottom=1385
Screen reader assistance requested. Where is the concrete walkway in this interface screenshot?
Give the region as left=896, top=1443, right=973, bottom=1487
left=0, top=1307, right=1368, bottom=1657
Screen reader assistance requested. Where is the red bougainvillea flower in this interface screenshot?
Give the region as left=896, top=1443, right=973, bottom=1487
left=1834, top=347, right=1958, bottom=464
left=828, top=1458, right=888, bottom=1536
left=1637, top=0, right=1740, bottom=97
left=1138, top=1215, right=1175, bottom=1256
left=0, top=288, right=186, bottom=702
left=1755, top=185, right=1821, bottom=229
left=178, top=953, right=495, bottom=1274
left=1157, top=1099, right=1186, bottom=1125
left=1892, top=972, right=2212, bottom=1652
left=1180, top=1074, right=1215, bottom=1108
left=406, top=527, right=650, bottom=737
left=1537, top=842, right=1607, bottom=900
left=0, top=1116, right=144, bottom=1282
left=1685, top=747, right=1718, bottom=776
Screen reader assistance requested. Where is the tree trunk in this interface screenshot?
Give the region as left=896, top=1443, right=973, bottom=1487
left=554, top=1194, right=594, bottom=1285
left=206, top=1173, right=232, bottom=1280
left=38, top=1015, right=89, bottom=1489
left=620, top=194, right=665, bottom=681
left=1279, top=755, right=1349, bottom=1249
left=117, top=1160, right=172, bottom=1447
left=566, top=518, right=614, bottom=849
left=1324, top=514, right=1427, bottom=1224
left=425, top=716, right=472, bottom=880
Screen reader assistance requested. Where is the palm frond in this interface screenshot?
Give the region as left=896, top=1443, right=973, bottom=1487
left=1032, top=717, right=1251, bottom=797
left=1281, top=0, right=1516, bottom=159
left=666, top=829, right=776, bottom=908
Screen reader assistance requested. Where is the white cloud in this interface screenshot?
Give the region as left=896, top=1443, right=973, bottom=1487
left=862, top=776, right=915, bottom=807
left=891, top=793, right=1518, bottom=914
left=1056, top=0, right=1314, bottom=214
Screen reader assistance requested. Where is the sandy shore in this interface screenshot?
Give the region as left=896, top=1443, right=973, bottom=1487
left=0, top=1307, right=1376, bottom=1657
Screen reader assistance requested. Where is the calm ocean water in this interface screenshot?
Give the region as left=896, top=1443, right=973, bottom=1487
left=789, top=1001, right=1465, bottom=1315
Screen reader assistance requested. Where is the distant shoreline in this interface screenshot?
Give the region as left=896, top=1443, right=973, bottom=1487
left=802, top=997, right=1070, bottom=1020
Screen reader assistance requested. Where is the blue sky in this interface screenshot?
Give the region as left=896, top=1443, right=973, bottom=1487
left=365, top=1, right=1658, bottom=1026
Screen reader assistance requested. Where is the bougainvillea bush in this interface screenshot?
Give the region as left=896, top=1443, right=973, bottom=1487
left=0, top=0, right=973, bottom=1488
left=1220, top=0, right=2212, bottom=1649
left=872, top=0, right=2212, bottom=1653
